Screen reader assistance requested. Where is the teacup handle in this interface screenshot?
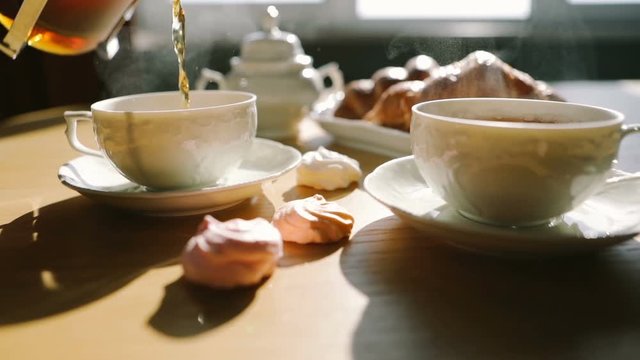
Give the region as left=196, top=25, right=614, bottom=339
left=613, top=123, right=640, bottom=180
left=317, top=62, right=344, bottom=97
left=195, top=68, right=227, bottom=90
left=64, top=111, right=102, bottom=157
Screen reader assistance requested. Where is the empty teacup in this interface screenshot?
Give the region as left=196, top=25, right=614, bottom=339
left=64, top=90, right=257, bottom=190
left=411, top=98, right=640, bottom=227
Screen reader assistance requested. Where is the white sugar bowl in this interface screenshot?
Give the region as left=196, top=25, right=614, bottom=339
left=195, top=6, right=343, bottom=139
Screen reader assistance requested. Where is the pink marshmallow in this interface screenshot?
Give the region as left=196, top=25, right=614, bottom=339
left=182, top=216, right=283, bottom=288
left=272, top=194, right=354, bottom=244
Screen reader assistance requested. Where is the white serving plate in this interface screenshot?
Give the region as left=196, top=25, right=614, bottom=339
left=311, top=93, right=411, bottom=158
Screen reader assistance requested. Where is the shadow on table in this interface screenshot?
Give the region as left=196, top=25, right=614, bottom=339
left=148, top=205, right=347, bottom=337
left=148, top=238, right=346, bottom=338
left=279, top=240, right=347, bottom=267
left=340, top=216, right=640, bottom=359
left=0, top=196, right=199, bottom=325
left=148, top=277, right=257, bottom=337
left=0, top=193, right=275, bottom=326
left=282, top=183, right=358, bottom=203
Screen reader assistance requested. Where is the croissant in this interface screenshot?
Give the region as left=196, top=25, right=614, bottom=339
left=364, top=80, right=426, bottom=132
left=333, top=55, right=439, bottom=119
left=405, top=54, right=439, bottom=81
left=364, top=51, right=564, bottom=131
left=334, top=79, right=375, bottom=119
left=371, top=66, right=408, bottom=100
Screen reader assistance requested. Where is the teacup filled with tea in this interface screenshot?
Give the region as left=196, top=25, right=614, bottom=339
left=64, top=90, right=257, bottom=190
left=411, top=97, right=640, bottom=227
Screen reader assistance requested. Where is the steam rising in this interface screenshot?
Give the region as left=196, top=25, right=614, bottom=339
left=95, top=0, right=598, bottom=98
left=95, top=2, right=257, bottom=98
left=380, top=0, right=597, bottom=82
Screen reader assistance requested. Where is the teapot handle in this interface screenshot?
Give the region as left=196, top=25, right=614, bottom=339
left=622, top=123, right=640, bottom=138
left=0, top=0, right=47, bottom=58
left=195, top=68, right=228, bottom=90
left=316, top=62, right=344, bottom=97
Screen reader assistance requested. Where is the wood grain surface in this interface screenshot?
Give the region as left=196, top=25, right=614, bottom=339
left=1, top=82, right=640, bottom=360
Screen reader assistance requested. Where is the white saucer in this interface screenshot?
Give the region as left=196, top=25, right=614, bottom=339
left=364, top=156, right=640, bottom=256
left=58, top=138, right=301, bottom=216
left=311, top=97, right=410, bottom=158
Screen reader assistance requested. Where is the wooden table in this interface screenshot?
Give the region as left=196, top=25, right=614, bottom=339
left=1, top=82, right=640, bottom=359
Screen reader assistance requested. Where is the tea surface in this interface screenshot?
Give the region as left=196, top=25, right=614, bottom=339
left=479, top=116, right=562, bottom=124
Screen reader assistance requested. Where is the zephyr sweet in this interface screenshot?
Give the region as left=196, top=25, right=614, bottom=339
left=181, top=216, right=283, bottom=288
left=297, top=147, right=362, bottom=190
left=272, top=194, right=355, bottom=244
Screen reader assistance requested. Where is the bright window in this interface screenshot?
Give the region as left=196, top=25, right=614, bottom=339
left=356, top=0, right=531, bottom=19
left=568, top=0, right=640, bottom=4
left=182, top=0, right=322, bottom=3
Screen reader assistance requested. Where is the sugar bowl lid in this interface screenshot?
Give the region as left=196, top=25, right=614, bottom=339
left=239, top=6, right=305, bottom=62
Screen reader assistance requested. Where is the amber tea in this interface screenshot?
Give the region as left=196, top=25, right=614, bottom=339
left=172, top=0, right=190, bottom=107
left=0, top=0, right=136, bottom=56
left=479, top=116, right=563, bottom=124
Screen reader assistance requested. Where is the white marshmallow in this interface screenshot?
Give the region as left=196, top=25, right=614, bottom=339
left=297, top=147, right=362, bottom=190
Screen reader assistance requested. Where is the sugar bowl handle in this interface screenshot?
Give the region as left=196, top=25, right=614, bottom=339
left=195, top=68, right=228, bottom=90
left=316, top=62, right=344, bottom=97
left=622, top=123, right=640, bottom=138
left=64, top=111, right=103, bottom=157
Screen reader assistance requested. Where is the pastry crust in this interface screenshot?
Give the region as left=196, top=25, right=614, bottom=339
left=334, top=79, right=376, bottom=119
left=364, top=80, right=426, bottom=132
left=405, top=54, right=439, bottom=81
left=334, top=55, right=439, bottom=120
left=371, top=66, right=409, bottom=100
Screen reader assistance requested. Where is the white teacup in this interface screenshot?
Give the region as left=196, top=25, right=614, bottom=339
left=64, top=90, right=257, bottom=190
left=411, top=98, right=640, bottom=227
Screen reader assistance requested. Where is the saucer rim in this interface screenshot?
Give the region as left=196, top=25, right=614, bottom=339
left=363, top=155, right=640, bottom=253
left=58, top=138, right=302, bottom=199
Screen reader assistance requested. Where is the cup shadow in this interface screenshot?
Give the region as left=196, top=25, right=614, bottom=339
left=0, top=192, right=276, bottom=326
left=279, top=240, right=347, bottom=267
left=148, top=277, right=257, bottom=337
left=282, top=183, right=358, bottom=202
left=0, top=196, right=200, bottom=325
left=340, top=216, right=640, bottom=359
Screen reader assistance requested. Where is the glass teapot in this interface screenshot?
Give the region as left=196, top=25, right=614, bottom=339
left=0, top=0, right=138, bottom=59
left=195, top=6, right=344, bottom=139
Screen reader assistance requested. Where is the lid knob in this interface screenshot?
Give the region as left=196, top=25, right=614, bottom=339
left=236, top=6, right=308, bottom=63
left=262, top=6, right=281, bottom=36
